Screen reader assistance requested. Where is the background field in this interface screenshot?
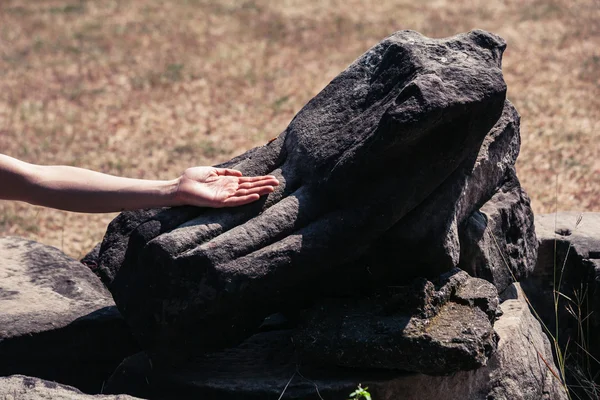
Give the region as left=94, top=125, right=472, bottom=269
left=1, top=0, right=598, bottom=259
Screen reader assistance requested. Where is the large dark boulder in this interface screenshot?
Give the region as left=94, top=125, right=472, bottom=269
left=97, top=29, right=509, bottom=359
left=0, top=237, right=139, bottom=393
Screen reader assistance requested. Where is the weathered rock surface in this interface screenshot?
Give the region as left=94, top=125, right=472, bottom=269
left=478, top=283, right=566, bottom=400
left=459, top=167, right=538, bottom=293
left=98, top=29, right=510, bottom=359
left=295, top=270, right=500, bottom=374
left=372, top=98, right=524, bottom=281
left=104, top=283, right=566, bottom=400
left=521, top=212, right=600, bottom=394
left=0, top=375, right=142, bottom=400
left=523, top=212, right=600, bottom=334
left=0, top=237, right=139, bottom=393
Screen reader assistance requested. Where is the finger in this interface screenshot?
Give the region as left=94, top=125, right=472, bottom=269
left=222, top=194, right=260, bottom=207
left=235, top=186, right=275, bottom=197
left=238, top=175, right=279, bottom=184
left=215, top=168, right=243, bottom=177
left=238, top=178, right=280, bottom=189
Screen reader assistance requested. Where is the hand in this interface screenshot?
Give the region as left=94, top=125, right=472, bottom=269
left=173, top=167, right=279, bottom=208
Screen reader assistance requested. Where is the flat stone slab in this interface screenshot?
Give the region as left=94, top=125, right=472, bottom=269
left=0, top=237, right=138, bottom=393
left=535, top=212, right=600, bottom=261
left=523, top=213, right=600, bottom=329
left=0, top=375, right=142, bottom=400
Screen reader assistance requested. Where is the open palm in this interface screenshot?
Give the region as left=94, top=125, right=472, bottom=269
left=174, top=167, right=279, bottom=208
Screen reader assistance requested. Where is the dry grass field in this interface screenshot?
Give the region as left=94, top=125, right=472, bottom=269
left=1, top=0, right=598, bottom=258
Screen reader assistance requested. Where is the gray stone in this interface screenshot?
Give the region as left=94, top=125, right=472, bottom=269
left=104, top=284, right=566, bottom=400
left=523, top=212, right=600, bottom=331
left=533, top=213, right=600, bottom=287
left=97, top=29, right=508, bottom=359
left=295, top=270, right=500, bottom=374
left=0, top=375, right=142, bottom=400
left=0, top=237, right=138, bottom=393
left=521, top=212, right=600, bottom=396
left=483, top=283, right=566, bottom=400
left=459, top=167, right=538, bottom=293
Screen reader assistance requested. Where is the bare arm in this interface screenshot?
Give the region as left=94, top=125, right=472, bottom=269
left=0, top=154, right=278, bottom=213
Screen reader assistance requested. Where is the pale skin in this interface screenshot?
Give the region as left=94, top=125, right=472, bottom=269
left=0, top=154, right=279, bottom=213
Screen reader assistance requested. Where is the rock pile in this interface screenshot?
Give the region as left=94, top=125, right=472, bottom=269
left=0, top=29, right=579, bottom=400
left=102, top=283, right=564, bottom=400
left=97, top=29, right=517, bottom=361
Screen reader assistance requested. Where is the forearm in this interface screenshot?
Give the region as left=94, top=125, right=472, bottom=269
left=1, top=155, right=180, bottom=213
left=30, top=166, right=181, bottom=212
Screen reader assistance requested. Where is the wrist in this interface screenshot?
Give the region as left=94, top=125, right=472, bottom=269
left=161, top=178, right=182, bottom=207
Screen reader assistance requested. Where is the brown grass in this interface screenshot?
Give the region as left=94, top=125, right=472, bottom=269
left=1, top=0, right=598, bottom=258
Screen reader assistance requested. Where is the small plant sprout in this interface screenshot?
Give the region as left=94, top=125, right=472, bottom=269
left=348, top=383, right=372, bottom=400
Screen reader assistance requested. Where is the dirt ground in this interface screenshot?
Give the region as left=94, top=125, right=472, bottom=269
left=1, top=0, right=598, bottom=258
